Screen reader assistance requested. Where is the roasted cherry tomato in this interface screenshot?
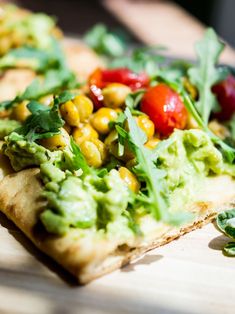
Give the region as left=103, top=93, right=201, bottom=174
left=88, top=68, right=149, bottom=109
left=212, top=75, right=235, bottom=121
left=141, top=83, right=188, bottom=136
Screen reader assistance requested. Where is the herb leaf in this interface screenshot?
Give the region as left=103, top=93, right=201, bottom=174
left=69, top=138, right=91, bottom=176
left=162, top=77, right=235, bottom=163
left=116, top=108, right=169, bottom=221
left=84, top=24, right=125, bottom=57
left=110, top=46, right=165, bottom=76
left=188, top=28, right=227, bottom=124
left=216, top=209, right=235, bottom=256
left=224, top=242, right=235, bottom=256
left=16, top=100, right=64, bottom=141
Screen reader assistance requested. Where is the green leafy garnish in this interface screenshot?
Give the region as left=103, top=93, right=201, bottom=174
left=0, top=46, right=58, bottom=72
left=117, top=108, right=190, bottom=223
left=84, top=24, right=126, bottom=57
left=160, top=77, right=235, bottom=163
left=110, top=46, right=165, bottom=76
left=68, top=138, right=92, bottom=176
left=188, top=28, right=228, bottom=124
left=16, top=100, right=64, bottom=141
left=0, top=68, right=78, bottom=111
left=216, top=209, right=235, bottom=256
left=125, top=89, right=145, bottom=115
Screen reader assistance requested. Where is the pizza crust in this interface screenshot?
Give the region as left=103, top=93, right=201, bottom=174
left=0, top=168, right=234, bottom=284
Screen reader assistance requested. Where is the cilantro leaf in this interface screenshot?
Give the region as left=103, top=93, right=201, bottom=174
left=16, top=100, right=64, bottom=141
left=188, top=28, right=228, bottom=124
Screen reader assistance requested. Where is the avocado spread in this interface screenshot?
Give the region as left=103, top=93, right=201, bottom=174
left=0, top=119, right=21, bottom=139
left=3, top=132, right=62, bottom=171
left=3, top=129, right=235, bottom=236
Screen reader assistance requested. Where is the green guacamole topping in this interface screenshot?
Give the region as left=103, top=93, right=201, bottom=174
left=0, top=119, right=21, bottom=139
left=40, top=166, right=129, bottom=235
left=3, top=132, right=62, bottom=171
left=157, top=129, right=235, bottom=212
left=3, top=129, right=235, bottom=236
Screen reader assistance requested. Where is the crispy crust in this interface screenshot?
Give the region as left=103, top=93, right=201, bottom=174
left=0, top=168, right=235, bottom=284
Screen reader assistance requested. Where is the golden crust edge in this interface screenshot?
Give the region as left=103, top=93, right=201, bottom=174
left=0, top=168, right=235, bottom=285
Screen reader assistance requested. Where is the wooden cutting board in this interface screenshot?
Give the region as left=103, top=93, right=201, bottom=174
left=0, top=211, right=234, bottom=314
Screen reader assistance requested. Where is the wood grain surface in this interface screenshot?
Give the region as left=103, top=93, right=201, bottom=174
left=0, top=211, right=234, bottom=314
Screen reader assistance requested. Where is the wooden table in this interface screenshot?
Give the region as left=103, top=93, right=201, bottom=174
left=0, top=1, right=235, bottom=313
left=0, top=212, right=235, bottom=314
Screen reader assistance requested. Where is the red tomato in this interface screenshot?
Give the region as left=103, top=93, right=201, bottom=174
left=212, top=75, right=235, bottom=121
left=88, top=68, right=149, bottom=109
left=141, top=84, right=188, bottom=136
left=102, top=68, right=149, bottom=90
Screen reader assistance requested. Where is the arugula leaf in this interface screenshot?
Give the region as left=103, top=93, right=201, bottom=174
left=69, top=138, right=91, bottom=176
left=125, top=89, right=145, bottom=115
left=161, top=77, right=235, bottom=163
left=110, top=46, right=165, bottom=76
left=84, top=24, right=125, bottom=57
left=188, top=28, right=228, bottom=124
left=116, top=108, right=169, bottom=221
left=16, top=100, right=64, bottom=141
left=216, top=209, right=235, bottom=256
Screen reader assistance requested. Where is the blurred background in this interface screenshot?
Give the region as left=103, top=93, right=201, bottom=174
left=2, top=0, right=235, bottom=62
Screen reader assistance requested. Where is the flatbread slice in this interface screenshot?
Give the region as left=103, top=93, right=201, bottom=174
left=0, top=168, right=235, bottom=284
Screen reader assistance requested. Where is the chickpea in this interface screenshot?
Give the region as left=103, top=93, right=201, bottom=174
left=73, top=95, right=94, bottom=122
left=119, top=167, right=140, bottom=193
left=39, top=128, right=70, bottom=151
left=135, top=115, right=155, bottom=140
left=72, top=123, right=98, bottom=145
left=60, top=101, right=80, bottom=127
left=102, top=83, right=131, bottom=108
left=11, top=101, right=30, bottom=122
left=90, top=108, right=118, bottom=135
left=80, top=138, right=107, bottom=168
left=144, top=137, right=160, bottom=149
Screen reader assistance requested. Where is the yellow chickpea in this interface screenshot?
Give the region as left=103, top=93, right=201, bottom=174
left=144, top=137, right=161, bottom=149
left=60, top=101, right=80, bottom=127
left=72, top=123, right=98, bottom=145
left=90, top=107, right=118, bottom=135
left=80, top=138, right=107, bottom=168
left=135, top=115, right=155, bottom=140
left=118, top=167, right=140, bottom=193
left=39, top=128, right=70, bottom=151
left=73, top=95, right=94, bottom=122
left=11, top=101, right=30, bottom=122
left=102, top=83, right=131, bottom=108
